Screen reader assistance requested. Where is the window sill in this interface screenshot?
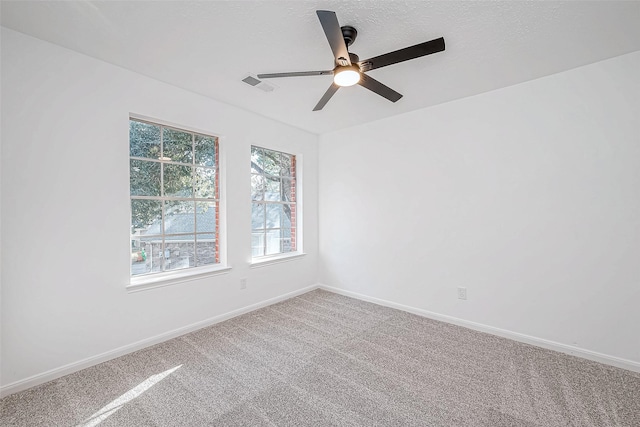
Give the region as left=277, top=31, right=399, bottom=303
left=127, top=265, right=232, bottom=293
left=250, top=252, right=306, bottom=269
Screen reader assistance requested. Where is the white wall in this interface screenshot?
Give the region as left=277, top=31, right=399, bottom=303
left=2, top=25, right=638, bottom=393
left=319, top=51, right=640, bottom=365
left=0, top=28, right=318, bottom=389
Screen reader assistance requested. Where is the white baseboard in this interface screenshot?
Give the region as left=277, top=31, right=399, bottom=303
left=0, top=284, right=319, bottom=398
left=4, top=283, right=637, bottom=398
left=318, top=284, right=640, bottom=373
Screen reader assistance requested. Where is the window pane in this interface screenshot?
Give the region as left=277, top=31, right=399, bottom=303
left=164, top=236, right=195, bottom=271
left=261, top=150, right=281, bottom=176
left=164, top=201, right=195, bottom=234
left=282, top=227, right=293, bottom=253
left=164, top=164, right=193, bottom=197
left=251, top=174, right=264, bottom=201
left=281, top=204, right=292, bottom=228
left=266, top=203, right=284, bottom=229
left=264, top=178, right=281, bottom=201
left=131, top=199, right=162, bottom=234
left=251, top=146, right=263, bottom=174
left=194, top=167, right=216, bottom=199
left=163, top=128, right=192, bottom=164
left=195, top=135, right=216, bottom=167
left=280, top=153, right=293, bottom=177
left=130, top=120, right=161, bottom=159
left=196, top=232, right=215, bottom=241
left=196, top=241, right=216, bottom=266
left=252, top=232, right=264, bottom=257
left=252, top=146, right=280, bottom=176
left=266, top=203, right=291, bottom=228
left=282, top=178, right=294, bottom=203
left=252, top=203, right=265, bottom=230
left=265, top=229, right=282, bottom=255
left=130, top=159, right=161, bottom=196
left=131, top=239, right=162, bottom=275
left=195, top=202, right=217, bottom=234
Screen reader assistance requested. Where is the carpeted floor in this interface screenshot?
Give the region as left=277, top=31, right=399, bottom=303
left=1, top=289, right=639, bottom=426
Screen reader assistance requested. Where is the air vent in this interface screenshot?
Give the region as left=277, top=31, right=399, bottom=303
left=242, top=75, right=275, bottom=92
left=242, top=76, right=260, bottom=86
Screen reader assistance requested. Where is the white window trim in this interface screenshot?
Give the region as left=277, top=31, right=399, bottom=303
left=250, top=252, right=306, bottom=268
left=128, top=114, right=230, bottom=290
left=127, top=265, right=232, bottom=293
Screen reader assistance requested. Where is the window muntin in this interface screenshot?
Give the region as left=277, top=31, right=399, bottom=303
left=130, top=118, right=220, bottom=277
left=251, top=146, right=297, bottom=258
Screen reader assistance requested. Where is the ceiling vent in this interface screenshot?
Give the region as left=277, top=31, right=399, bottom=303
left=242, top=75, right=275, bottom=92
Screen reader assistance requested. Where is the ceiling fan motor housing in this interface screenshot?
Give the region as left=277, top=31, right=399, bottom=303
left=341, top=26, right=358, bottom=47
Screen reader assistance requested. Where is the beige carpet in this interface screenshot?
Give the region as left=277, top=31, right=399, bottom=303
left=1, top=289, right=639, bottom=426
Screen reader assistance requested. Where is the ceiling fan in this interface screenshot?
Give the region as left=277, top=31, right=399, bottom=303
left=257, top=10, right=445, bottom=111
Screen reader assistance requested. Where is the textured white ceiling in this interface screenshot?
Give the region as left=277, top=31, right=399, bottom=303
left=2, top=1, right=639, bottom=134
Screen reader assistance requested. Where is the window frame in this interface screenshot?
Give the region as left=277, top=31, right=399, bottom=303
left=128, top=115, right=229, bottom=292
left=250, top=145, right=303, bottom=264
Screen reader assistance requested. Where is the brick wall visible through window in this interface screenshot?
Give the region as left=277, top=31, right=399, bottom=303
left=129, top=118, right=220, bottom=277
left=251, top=146, right=297, bottom=257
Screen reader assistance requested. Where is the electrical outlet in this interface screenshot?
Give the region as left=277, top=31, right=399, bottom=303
left=457, top=287, right=467, bottom=300
left=240, top=278, right=247, bottom=290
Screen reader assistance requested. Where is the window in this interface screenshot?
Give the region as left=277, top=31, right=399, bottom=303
left=251, top=146, right=297, bottom=258
left=129, top=118, right=220, bottom=278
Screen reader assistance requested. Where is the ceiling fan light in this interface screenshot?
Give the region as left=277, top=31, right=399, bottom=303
left=333, top=66, right=361, bottom=87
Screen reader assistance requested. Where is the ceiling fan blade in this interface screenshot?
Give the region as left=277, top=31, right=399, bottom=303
left=316, top=10, right=351, bottom=65
left=313, top=83, right=340, bottom=111
left=258, top=70, right=333, bottom=79
left=359, top=37, right=445, bottom=71
left=358, top=74, right=403, bottom=102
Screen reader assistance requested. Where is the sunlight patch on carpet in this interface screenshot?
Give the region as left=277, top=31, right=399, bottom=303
left=79, top=365, right=182, bottom=427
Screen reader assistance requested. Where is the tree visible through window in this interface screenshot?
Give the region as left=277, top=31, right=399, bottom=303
left=130, top=118, right=219, bottom=277
left=251, top=146, right=297, bottom=257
